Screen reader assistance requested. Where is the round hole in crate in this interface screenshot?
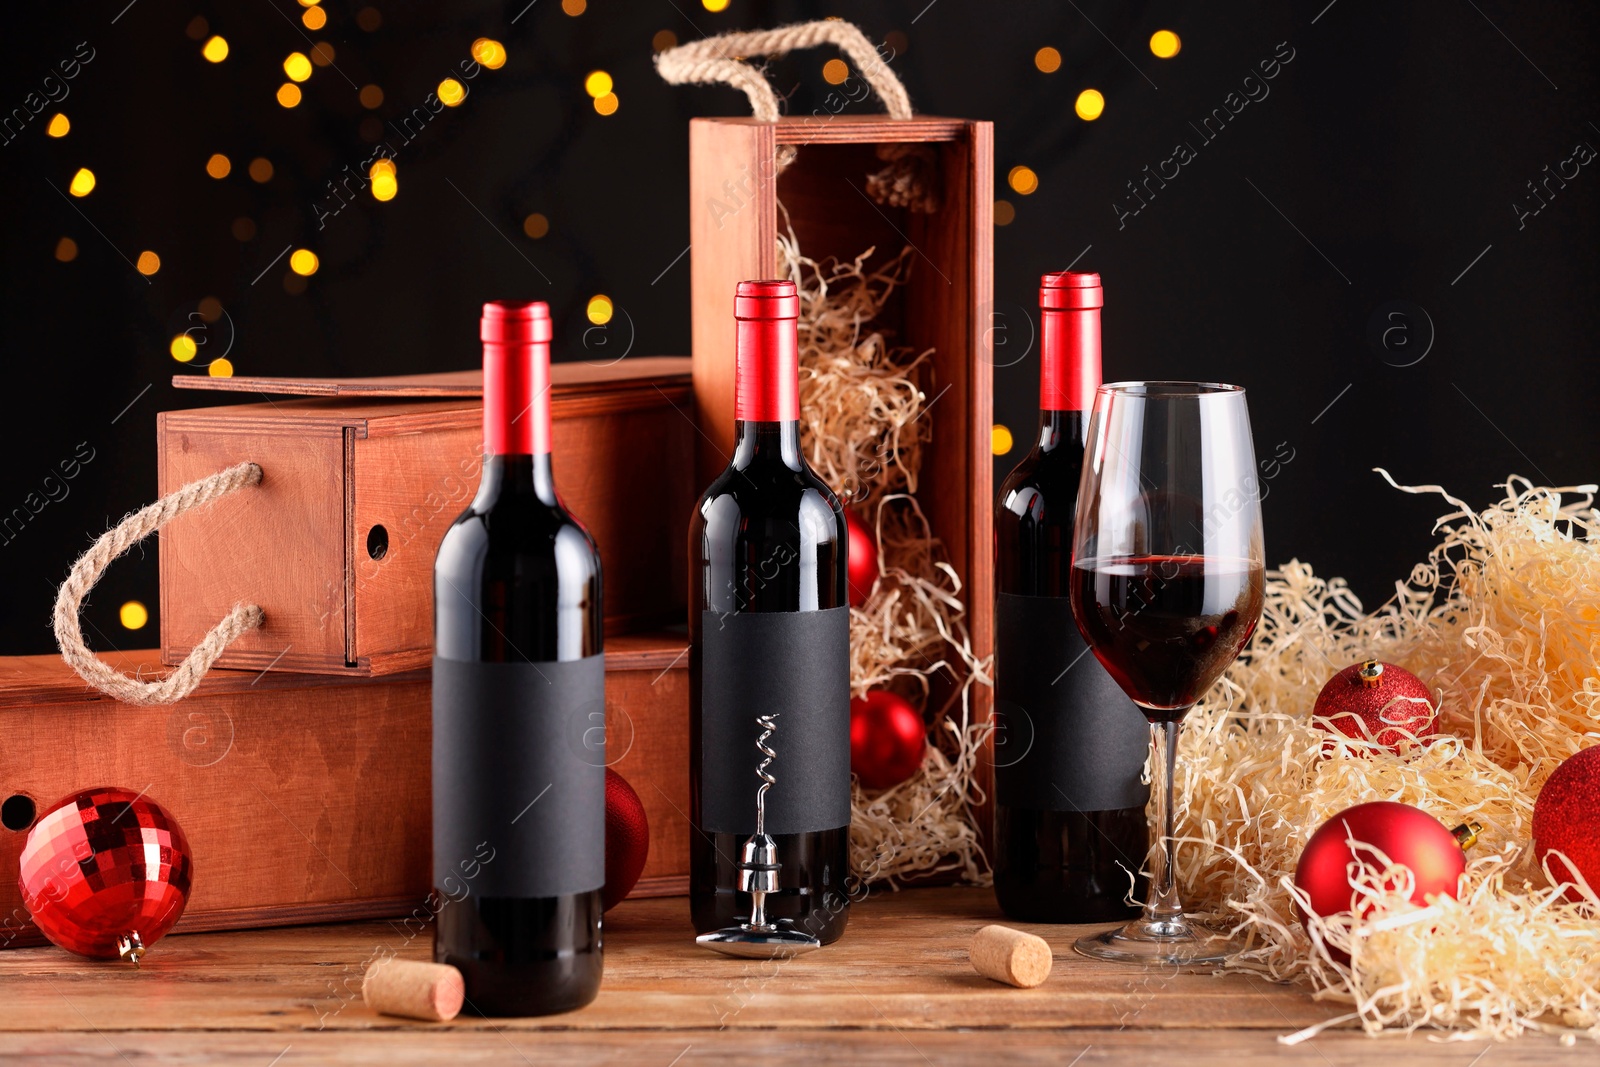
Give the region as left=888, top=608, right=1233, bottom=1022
left=1, top=794, right=36, bottom=832
left=367, top=524, right=389, bottom=561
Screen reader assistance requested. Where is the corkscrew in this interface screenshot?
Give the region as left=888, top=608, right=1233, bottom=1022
left=696, top=713, right=822, bottom=958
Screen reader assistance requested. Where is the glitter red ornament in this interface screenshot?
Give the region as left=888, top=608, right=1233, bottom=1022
left=1532, top=746, right=1600, bottom=903
left=602, top=768, right=649, bottom=912
left=18, top=787, right=193, bottom=961
left=1313, top=660, right=1438, bottom=753
left=845, top=509, right=879, bottom=608
left=850, top=690, right=926, bottom=790
left=1294, top=801, right=1476, bottom=935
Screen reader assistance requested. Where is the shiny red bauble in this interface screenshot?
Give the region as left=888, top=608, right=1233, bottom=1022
left=1313, top=660, right=1437, bottom=752
left=850, top=690, right=926, bottom=790
left=602, top=768, right=649, bottom=912
left=18, top=787, right=193, bottom=960
left=1294, top=801, right=1467, bottom=928
left=1532, top=746, right=1600, bottom=903
left=844, top=509, right=880, bottom=608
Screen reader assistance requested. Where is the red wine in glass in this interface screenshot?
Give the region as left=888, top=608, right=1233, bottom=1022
left=1072, top=555, right=1265, bottom=721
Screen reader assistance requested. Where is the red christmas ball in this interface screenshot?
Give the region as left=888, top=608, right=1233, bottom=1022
left=18, top=787, right=193, bottom=960
left=602, top=768, right=649, bottom=912
left=1532, top=746, right=1600, bottom=903
left=1313, top=660, right=1438, bottom=753
left=844, top=509, right=880, bottom=608
left=1294, top=801, right=1467, bottom=929
left=850, top=690, right=926, bottom=791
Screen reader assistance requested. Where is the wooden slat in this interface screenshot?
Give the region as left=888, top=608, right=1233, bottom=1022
left=169, top=357, right=692, bottom=398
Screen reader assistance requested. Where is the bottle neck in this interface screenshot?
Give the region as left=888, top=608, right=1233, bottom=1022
left=477, top=452, right=558, bottom=505
left=1035, top=408, right=1087, bottom=455
left=732, top=419, right=804, bottom=469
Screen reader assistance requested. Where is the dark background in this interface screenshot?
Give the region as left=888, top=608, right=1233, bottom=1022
left=1, top=1, right=1595, bottom=654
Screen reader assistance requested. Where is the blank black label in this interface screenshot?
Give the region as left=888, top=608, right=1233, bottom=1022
left=432, top=655, right=606, bottom=898
left=700, top=607, right=851, bottom=835
left=994, top=593, right=1150, bottom=812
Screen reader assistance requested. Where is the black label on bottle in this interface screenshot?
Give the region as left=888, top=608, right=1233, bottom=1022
left=432, top=654, right=606, bottom=899
left=699, top=606, right=851, bottom=835
left=994, top=593, right=1149, bottom=812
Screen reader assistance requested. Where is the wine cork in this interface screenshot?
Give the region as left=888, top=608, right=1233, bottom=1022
left=362, top=958, right=465, bottom=1022
left=969, top=924, right=1053, bottom=988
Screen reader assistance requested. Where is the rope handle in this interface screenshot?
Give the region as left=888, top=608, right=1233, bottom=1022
left=53, top=461, right=265, bottom=706
left=654, top=20, right=912, bottom=122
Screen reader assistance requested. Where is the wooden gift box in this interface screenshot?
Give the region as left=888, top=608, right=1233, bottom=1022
left=0, top=637, right=690, bottom=949
left=688, top=115, right=995, bottom=722
left=160, top=359, right=693, bottom=676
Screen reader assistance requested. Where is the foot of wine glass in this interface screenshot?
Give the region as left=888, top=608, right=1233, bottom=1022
left=1075, top=718, right=1240, bottom=965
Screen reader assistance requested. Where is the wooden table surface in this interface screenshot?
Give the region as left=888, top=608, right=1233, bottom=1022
left=0, top=887, right=1575, bottom=1065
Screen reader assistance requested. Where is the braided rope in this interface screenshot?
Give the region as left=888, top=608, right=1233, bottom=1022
left=53, top=461, right=265, bottom=705
left=654, top=20, right=912, bottom=122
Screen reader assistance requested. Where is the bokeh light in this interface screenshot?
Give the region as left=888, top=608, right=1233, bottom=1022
left=302, top=6, right=326, bottom=30
left=209, top=358, right=234, bottom=378
left=1034, top=47, right=1061, bottom=73
left=290, top=249, right=320, bottom=276
left=653, top=30, right=678, bottom=52
left=69, top=168, right=95, bottom=196
left=284, top=272, right=308, bottom=295
left=822, top=59, right=849, bottom=85
left=54, top=237, right=78, bottom=262
left=202, top=36, right=229, bottom=63
left=1075, top=88, right=1105, bottom=121
left=584, top=70, right=613, bottom=98
left=311, top=43, right=336, bottom=67
left=1150, top=30, right=1181, bottom=59
left=562, top=0, right=586, bottom=14
left=356, top=6, right=381, bottom=31
left=1007, top=165, right=1038, bottom=195
left=119, top=601, right=149, bottom=630
left=994, top=200, right=1015, bottom=226
left=991, top=425, right=1014, bottom=456
left=197, top=297, right=223, bottom=322
left=232, top=217, right=257, bottom=241
left=702, top=0, right=729, bottom=10
left=46, top=113, right=69, bottom=138
left=186, top=15, right=209, bottom=39
left=277, top=82, right=303, bottom=108
left=297, top=0, right=322, bottom=7
left=593, top=92, right=619, bottom=116
left=284, top=53, right=313, bottom=82
left=170, top=335, right=197, bottom=362
left=136, top=251, right=161, bottom=276
left=370, top=158, right=398, bottom=201
left=586, top=294, right=614, bottom=325
left=206, top=153, right=231, bottom=179
left=360, top=85, right=383, bottom=108
left=523, top=213, right=550, bottom=238
left=471, top=38, right=507, bottom=70
left=438, top=78, right=466, bottom=106
left=248, top=158, right=274, bottom=182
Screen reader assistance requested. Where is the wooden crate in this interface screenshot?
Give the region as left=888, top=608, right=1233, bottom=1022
left=688, top=115, right=994, bottom=721
left=0, top=636, right=690, bottom=950
left=159, top=359, right=693, bottom=677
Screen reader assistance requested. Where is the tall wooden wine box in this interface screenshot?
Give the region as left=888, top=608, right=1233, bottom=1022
left=688, top=115, right=995, bottom=730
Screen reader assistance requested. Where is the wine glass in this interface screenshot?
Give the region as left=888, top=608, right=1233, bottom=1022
left=1069, top=382, right=1265, bottom=965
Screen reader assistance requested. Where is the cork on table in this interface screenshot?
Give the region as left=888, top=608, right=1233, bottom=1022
left=0, top=887, right=1574, bottom=1065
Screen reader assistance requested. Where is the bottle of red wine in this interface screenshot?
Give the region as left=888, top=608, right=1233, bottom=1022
left=688, top=279, right=851, bottom=944
left=992, top=271, right=1150, bottom=923
left=433, top=300, right=605, bottom=1015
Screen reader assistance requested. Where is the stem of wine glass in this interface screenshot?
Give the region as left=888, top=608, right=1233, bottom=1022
left=1142, top=718, right=1187, bottom=931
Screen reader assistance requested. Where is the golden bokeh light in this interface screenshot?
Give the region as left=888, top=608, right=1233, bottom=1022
left=1075, top=88, right=1105, bottom=121
left=360, top=84, right=383, bottom=108
left=46, top=113, right=69, bottom=137
left=586, top=295, right=614, bottom=325
left=652, top=30, right=678, bottom=52
left=206, top=153, right=231, bottom=179
left=69, top=168, right=96, bottom=196
left=370, top=159, right=398, bottom=201
left=702, top=0, right=730, bottom=10
left=1007, top=165, right=1038, bottom=196
left=302, top=6, right=327, bottom=29
left=277, top=82, right=303, bottom=108
left=284, top=52, right=313, bottom=82
left=584, top=70, right=613, bottom=98
left=991, top=424, right=1014, bottom=456
left=248, top=157, right=274, bottom=182
left=136, top=251, right=161, bottom=276
left=289, top=249, right=320, bottom=276
left=593, top=92, right=619, bottom=116
left=1034, top=47, right=1061, bottom=74
left=119, top=601, right=149, bottom=630
left=994, top=199, right=1015, bottom=226
left=209, top=358, right=235, bottom=378
left=197, top=296, right=223, bottom=322
left=523, top=213, right=550, bottom=238
left=202, top=36, right=229, bottom=63
left=471, top=38, right=507, bottom=70
left=562, top=0, right=586, bottom=14
left=170, top=334, right=197, bottom=362
left=311, top=42, right=335, bottom=67
left=438, top=78, right=466, bottom=106
left=1150, top=30, right=1181, bottom=59
left=298, top=0, right=322, bottom=7
left=822, top=59, right=849, bottom=85
left=55, top=237, right=78, bottom=262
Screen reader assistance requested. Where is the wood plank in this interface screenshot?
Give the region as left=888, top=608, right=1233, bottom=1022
left=169, top=357, right=692, bottom=397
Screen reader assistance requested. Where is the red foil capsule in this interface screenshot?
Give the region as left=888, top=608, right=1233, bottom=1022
left=1039, top=271, right=1104, bottom=413
left=734, top=280, right=800, bottom=423
left=481, top=300, right=553, bottom=455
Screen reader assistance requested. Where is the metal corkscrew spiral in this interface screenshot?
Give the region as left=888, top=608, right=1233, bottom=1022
left=695, top=712, right=822, bottom=957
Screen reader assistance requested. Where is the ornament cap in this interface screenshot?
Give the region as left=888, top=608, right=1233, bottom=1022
left=1359, top=660, right=1383, bottom=688
left=1451, top=820, right=1483, bottom=851
left=117, top=931, right=145, bottom=966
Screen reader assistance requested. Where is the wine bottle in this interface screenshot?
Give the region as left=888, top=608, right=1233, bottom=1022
left=688, top=279, right=851, bottom=944
left=433, top=300, right=605, bottom=1015
left=992, top=271, right=1150, bottom=923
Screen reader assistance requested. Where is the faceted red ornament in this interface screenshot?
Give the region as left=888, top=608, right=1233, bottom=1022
left=1313, top=660, right=1438, bottom=753
left=602, top=768, right=649, bottom=912
left=1294, top=801, right=1470, bottom=933
left=844, top=509, right=880, bottom=608
left=18, top=787, right=193, bottom=961
left=850, top=690, right=926, bottom=791
left=1532, top=746, right=1600, bottom=903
